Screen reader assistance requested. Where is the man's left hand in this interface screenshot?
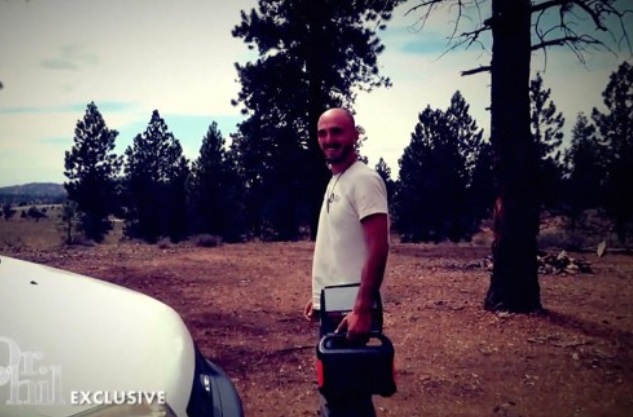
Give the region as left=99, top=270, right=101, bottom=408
left=335, top=309, right=372, bottom=342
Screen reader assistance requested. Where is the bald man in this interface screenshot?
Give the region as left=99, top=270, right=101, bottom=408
left=304, top=108, right=390, bottom=417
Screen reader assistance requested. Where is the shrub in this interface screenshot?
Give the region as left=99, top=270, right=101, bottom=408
left=192, top=234, right=223, bottom=248
left=537, top=230, right=608, bottom=252
left=157, top=237, right=173, bottom=249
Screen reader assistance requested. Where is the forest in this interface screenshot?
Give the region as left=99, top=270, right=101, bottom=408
left=3, top=0, right=631, bottom=315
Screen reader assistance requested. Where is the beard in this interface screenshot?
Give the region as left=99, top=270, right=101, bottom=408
left=323, top=142, right=355, bottom=164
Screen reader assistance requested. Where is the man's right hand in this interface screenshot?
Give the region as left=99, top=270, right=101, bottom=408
left=304, top=299, right=316, bottom=321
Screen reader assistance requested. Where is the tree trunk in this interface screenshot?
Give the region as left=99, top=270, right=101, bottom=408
left=305, top=2, right=331, bottom=241
left=484, top=0, right=542, bottom=313
left=66, top=220, right=72, bottom=245
left=307, top=91, right=329, bottom=241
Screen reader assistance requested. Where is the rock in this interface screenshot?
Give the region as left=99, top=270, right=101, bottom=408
left=597, top=240, right=607, bottom=257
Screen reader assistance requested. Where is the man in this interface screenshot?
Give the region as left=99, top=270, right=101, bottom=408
left=304, top=108, right=390, bottom=416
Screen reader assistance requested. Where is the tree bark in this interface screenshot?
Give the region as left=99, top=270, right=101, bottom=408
left=305, top=2, right=332, bottom=241
left=484, top=0, right=543, bottom=313
left=307, top=80, right=329, bottom=241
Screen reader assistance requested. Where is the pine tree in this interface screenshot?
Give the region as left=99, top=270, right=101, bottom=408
left=530, top=72, right=565, bottom=209
left=375, top=157, right=396, bottom=212
left=375, top=157, right=394, bottom=191
left=396, top=92, right=488, bottom=242
left=123, top=110, right=190, bottom=243
left=408, top=0, right=630, bottom=312
left=564, top=113, right=603, bottom=230
left=446, top=91, right=494, bottom=236
left=2, top=203, right=16, bottom=221
left=592, top=61, right=633, bottom=243
left=189, top=122, right=234, bottom=239
left=64, top=102, right=122, bottom=242
left=229, top=115, right=306, bottom=240
left=396, top=106, right=462, bottom=242
left=223, top=134, right=251, bottom=242
left=232, top=0, right=403, bottom=240
left=446, top=91, right=485, bottom=181
left=468, top=140, right=495, bottom=228
left=58, top=200, right=81, bottom=245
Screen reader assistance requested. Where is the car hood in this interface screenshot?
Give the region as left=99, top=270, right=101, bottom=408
left=0, top=255, right=195, bottom=417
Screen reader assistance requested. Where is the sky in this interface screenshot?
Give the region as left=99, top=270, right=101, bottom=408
left=0, top=0, right=630, bottom=187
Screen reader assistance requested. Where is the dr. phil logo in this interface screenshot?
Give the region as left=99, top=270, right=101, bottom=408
left=0, top=337, right=63, bottom=405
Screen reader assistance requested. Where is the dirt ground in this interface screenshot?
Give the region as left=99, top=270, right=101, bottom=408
left=6, top=240, right=633, bottom=417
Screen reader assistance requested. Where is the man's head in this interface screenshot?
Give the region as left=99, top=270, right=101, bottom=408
left=317, top=108, right=358, bottom=170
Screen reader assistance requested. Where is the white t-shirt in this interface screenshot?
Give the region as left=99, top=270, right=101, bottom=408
left=311, top=160, right=389, bottom=309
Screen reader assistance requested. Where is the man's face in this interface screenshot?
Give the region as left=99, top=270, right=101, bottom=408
left=317, top=110, right=358, bottom=165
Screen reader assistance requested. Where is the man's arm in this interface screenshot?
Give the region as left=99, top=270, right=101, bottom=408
left=337, top=212, right=389, bottom=339
left=355, top=212, right=389, bottom=312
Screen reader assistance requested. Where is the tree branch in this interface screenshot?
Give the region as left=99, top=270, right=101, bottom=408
left=532, top=0, right=608, bottom=31
left=461, top=65, right=491, bottom=76
left=407, top=0, right=632, bottom=74
left=531, top=36, right=605, bottom=51
left=405, top=0, right=445, bottom=17
left=570, top=0, right=609, bottom=31
left=460, top=25, right=491, bottom=40
left=531, top=0, right=564, bottom=14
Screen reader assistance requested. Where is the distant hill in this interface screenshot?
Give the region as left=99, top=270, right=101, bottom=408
left=0, top=182, right=66, bottom=205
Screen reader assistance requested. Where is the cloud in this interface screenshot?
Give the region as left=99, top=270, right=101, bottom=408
left=40, top=59, right=79, bottom=71
left=0, top=0, right=629, bottom=187
left=39, top=136, right=72, bottom=145
left=399, top=39, right=454, bottom=56
left=64, top=101, right=138, bottom=114
left=0, top=128, right=69, bottom=186
left=0, top=101, right=136, bottom=115
left=115, top=113, right=244, bottom=160
left=379, top=25, right=453, bottom=56
left=0, top=0, right=251, bottom=115
left=40, top=45, right=98, bottom=71
left=0, top=106, right=49, bottom=115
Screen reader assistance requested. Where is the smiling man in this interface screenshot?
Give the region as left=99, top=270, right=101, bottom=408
left=304, top=107, right=390, bottom=417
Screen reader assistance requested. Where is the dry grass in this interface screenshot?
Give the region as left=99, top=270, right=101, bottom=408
left=0, top=211, right=65, bottom=251
left=0, top=209, right=126, bottom=250
left=2, top=219, right=633, bottom=416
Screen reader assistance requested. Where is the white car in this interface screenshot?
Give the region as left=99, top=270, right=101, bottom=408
left=0, top=255, right=244, bottom=417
